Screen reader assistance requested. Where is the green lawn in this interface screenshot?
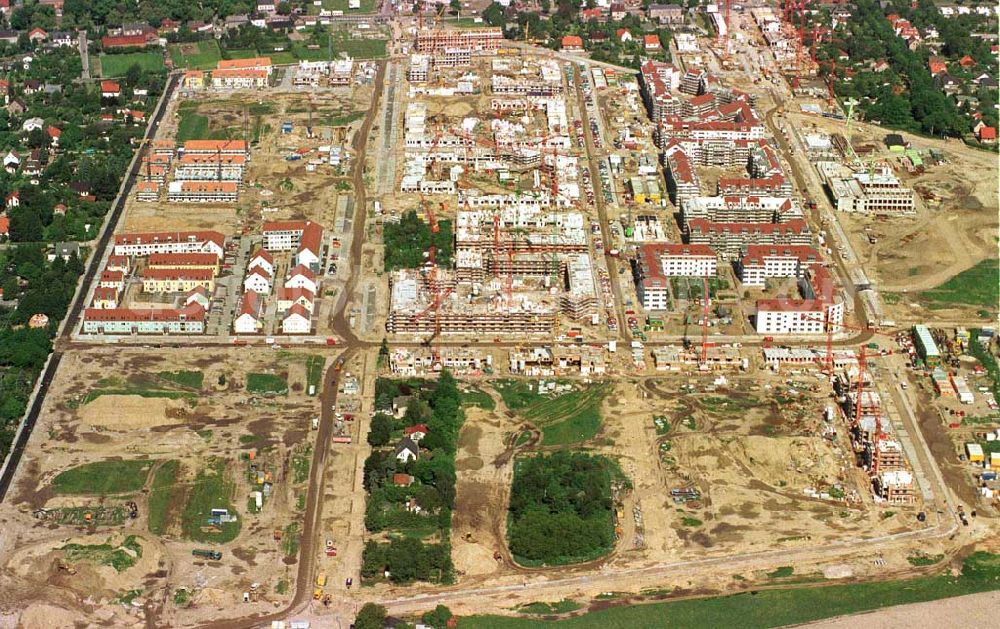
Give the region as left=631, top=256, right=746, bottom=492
left=458, top=552, right=1000, bottom=629
left=52, top=460, right=154, bottom=495
left=493, top=380, right=607, bottom=445
left=181, top=459, right=240, bottom=543
left=462, top=386, right=496, bottom=411
left=292, top=38, right=387, bottom=61
left=246, top=373, right=288, bottom=395
left=61, top=535, right=143, bottom=573
left=223, top=48, right=261, bottom=59
left=323, top=0, right=377, bottom=10
left=519, top=600, right=582, bottom=615
left=99, top=51, right=165, bottom=77
left=305, top=355, right=325, bottom=395
left=148, top=461, right=180, bottom=535
left=157, top=370, right=203, bottom=389
left=920, top=259, right=999, bottom=309
left=169, top=40, right=222, bottom=70
left=79, top=387, right=195, bottom=405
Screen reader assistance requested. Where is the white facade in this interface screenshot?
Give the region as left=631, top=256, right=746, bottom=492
left=660, top=253, right=717, bottom=277
left=234, top=312, right=261, bottom=334
left=243, top=270, right=272, bottom=294
left=755, top=301, right=844, bottom=335
left=282, top=311, right=311, bottom=334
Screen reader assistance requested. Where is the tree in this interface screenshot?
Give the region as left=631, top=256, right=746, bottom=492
left=421, top=604, right=453, bottom=628
left=449, top=0, right=461, bottom=15
left=483, top=2, right=504, bottom=26
left=367, top=413, right=393, bottom=447
left=354, top=603, right=387, bottom=629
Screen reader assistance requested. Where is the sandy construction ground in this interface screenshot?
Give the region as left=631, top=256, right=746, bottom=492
left=0, top=346, right=332, bottom=627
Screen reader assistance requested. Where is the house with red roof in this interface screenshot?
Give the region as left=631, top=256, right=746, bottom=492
left=561, top=35, right=583, bottom=51
left=404, top=424, right=429, bottom=441
left=977, top=125, right=996, bottom=144
left=101, top=80, right=121, bottom=98
left=927, top=57, right=947, bottom=76
left=644, top=34, right=662, bottom=51
left=617, top=28, right=632, bottom=42
left=958, top=55, right=975, bottom=68
left=0, top=215, right=8, bottom=237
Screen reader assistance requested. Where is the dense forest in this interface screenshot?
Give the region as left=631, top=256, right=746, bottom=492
left=382, top=210, right=454, bottom=272
left=360, top=371, right=464, bottom=584
left=508, top=451, right=615, bottom=565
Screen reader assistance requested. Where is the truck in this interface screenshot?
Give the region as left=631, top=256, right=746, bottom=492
left=192, top=549, right=222, bottom=560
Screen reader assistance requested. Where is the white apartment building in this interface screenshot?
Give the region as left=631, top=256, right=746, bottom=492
left=738, top=245, right=821, bottom=288
left=112, top=231, right=226, bottom=258
left=755, top=299, right=844, bottom=335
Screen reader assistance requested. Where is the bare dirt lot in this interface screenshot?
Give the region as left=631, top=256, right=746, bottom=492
left=791, top=113, right=999, bottom=323
left=0, top=347, right=329, bottom=627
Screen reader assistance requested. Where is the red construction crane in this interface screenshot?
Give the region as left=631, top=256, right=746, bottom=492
left=722, top=0, right=731, bottom=57
left=799, top=310, right=872, bottom=376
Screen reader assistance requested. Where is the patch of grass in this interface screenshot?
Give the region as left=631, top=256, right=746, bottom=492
left=292, top=37, right=387, bottom=60
left=455, top=552, right=1000, bottom=628
left=292, top=448, right=312, bottom=484
left=322, top=0, right=376, bottom=11
left=169, top=40, right=222, bottom=70
left=61, top=535, right=143, bottom=572
left=282, top=522, right=301, bottom=558
left=920, top=259, right=999, bottom=309
left=767, top=566, right=795, bottom=579
left=99, top=51, right=165, bottom=77
left=495, top=379, right=548, bottom=410
left=173, top=588, right=191, bottom=607
left=247, top=373, right=288, bottom=395
left=275, top=580, right=288, bottom=595
left=79, top=387, right=195, bottom=405
left=157, top=370, right=203, bottom=389
left=462, top=386, right=496, bottom=411
left=305, top=355, right=325, bottom=395
left=197, top=429, right=213, bottom=441
left=680, top=517, right=703, bottom=527
left=181, top=459, right=241, bottom=543
left=700, top=395, right=759, bottom=414
left=329, top=111, right=366, bottom=126
left=176, top=107, right=211, bottom=142
left=148, top=460, right=180, bottom=535
left=908, top=553, right=945, bottom=567
left=52, top=460, right=154, bottom=495
left=504, top=383, right=609, bottom=446
left=518, top=600, right=582, bottom=615
left=117, top=589, right=143, bottom=605
left=223, top=48, right=260, bottom=59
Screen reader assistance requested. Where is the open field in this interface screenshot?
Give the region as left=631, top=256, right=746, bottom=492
left=169, top=40, right=223, bottom=70
left=99, top=51, right=166, bottom=77
left=0, top=347, right=328, bottom=626
left=455, top=552, right=1000, bottom=628
left=918, top=259, right=999, bottom=310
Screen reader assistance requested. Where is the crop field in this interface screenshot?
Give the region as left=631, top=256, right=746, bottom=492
left=919, top=258, right=999, bottom=309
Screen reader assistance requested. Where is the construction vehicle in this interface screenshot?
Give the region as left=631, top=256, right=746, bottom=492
left=192, top=549, right=222, bottom=560
left=315, top=571, right=327, bottom=587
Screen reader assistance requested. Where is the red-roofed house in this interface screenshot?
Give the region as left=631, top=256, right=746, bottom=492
left=404, top=424, right=429, bottom=441
left=928, top=58, right=947, bottom=76
left=282, top=303, right=311, bottom=334
left=978, top=126, right=996, bottom=144
left=644, top=34, right=662, bottom=51
left=616, top=28, right=632, bottom=42
left=0, top=215, right=8, bottom=237
left=959, top=55, right=975, bottom=68
left=234, top=291, right=263, bottom=334
left=561, top=35, right=583, bottom=52
left=47, top=126, right=61, bottom=146
left=101, top=80, right=121, bottom=98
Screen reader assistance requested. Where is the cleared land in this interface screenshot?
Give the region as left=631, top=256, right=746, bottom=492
left=169, top=40, right=223, bottom=70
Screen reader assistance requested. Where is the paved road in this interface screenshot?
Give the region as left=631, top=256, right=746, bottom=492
left=78, top=30, right=89, bottom=80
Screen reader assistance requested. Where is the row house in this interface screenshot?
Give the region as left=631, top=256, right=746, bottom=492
left=174, top=153, right=247, bottom=182
left=135, top=181, right=161, bottom=201
left=141, top=268, right=215, bottom=293
left=180, top=139, right=249, bottom=158
left=234, top=290, right=264, bottom=334
left=681, top=195, right=802, bottom=227
left=686, top=218, right=811, bottom=259
left=148, top=252, right=219, bottom=272
left=211, top=68, right=269, bottom=89
left=91, top=286, right=120, bottom=309
left=243, top=266, right=273, bottom=294
left=83, top=304, right=206, bottom=335
left=261, top=220, right=325, bottom=272
left=113, top=230, right=226, bottom=258
left=167, top=181, right=239, bottom=203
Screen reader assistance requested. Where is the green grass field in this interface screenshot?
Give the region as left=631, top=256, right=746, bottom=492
left=148, top=461, right=180, bottom=535
left=79, top=387, right=195, bottom=406
left=61, top=536, right=143, bottom=573
left=920, top=259, right=999, bottom=309
left=246, top=373, right=288, bottom=395
left=181, top=459, right=240, bottom=543
left=461, top=386, right=496, bottom=411
left=305, top=355, right=325, bottom=395
left=52, top=459, right=154, bottom=495
left=157, top=370, right=203, bottom=389
left=99, top=51, right=165, bottom=77
left=457, top=552, right=1000, bottom=628
left=169, top=40, right=222, bottom=70
left=223, top=48, right=261, bottom=59
left=323, top=0, right=377, bottom=10
left=291, top=38, right=387, bottom=61
left=493, top=380, right=607, bottom=445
